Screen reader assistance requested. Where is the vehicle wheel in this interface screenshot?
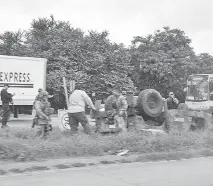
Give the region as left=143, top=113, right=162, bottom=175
left=59, top=112, right=71, bottom=131
left=137, top=89, right=163, bottom=118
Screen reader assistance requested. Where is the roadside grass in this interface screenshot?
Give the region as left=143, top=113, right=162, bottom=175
left=0, top=127, right=213, bottom=162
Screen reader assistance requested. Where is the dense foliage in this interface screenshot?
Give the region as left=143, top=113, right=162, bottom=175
left=0, top=16, right=212, bottom=105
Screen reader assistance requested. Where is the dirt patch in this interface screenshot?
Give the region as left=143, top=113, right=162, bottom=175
left=54, top=164, right=71, bottom=169
left=8, top=168, right=25, bottom=174
left=71, top=163, right=87, bottom=167
left=0, top=169, right=7, bottom=175
left=100, top=160, right=116, bottom=164
left=24, top=166, right=49, bottom=172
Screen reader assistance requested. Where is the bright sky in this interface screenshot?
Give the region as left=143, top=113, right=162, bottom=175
left=0, top=0, right=212, bottom=55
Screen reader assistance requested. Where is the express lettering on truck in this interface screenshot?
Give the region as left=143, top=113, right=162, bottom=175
left=0, top=72, right=33, bottom=88
left=0, top=72, right=30, bottom=83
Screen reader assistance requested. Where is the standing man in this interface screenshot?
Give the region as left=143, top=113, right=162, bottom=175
left=1, top=84, right=15, bottom=128
left=34, top=91, right=54, bottom=139
left=105, top=87, right=128, bottom=132
left=112, top=88, right=128, bottom=132
left=122, top=91, right=127, bottom=99
left=67, top=86, right=96, bottom=135
left=167, top=92, right=179, bottom=110
left=33, top=88, right=54, bottom=109
left=33, top=88, right=43, bottom=108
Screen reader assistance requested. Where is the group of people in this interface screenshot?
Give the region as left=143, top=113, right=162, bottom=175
left=1, top=82, right=179, bottom=138
left=0, top=85, right=55, bottom=139
left=67, top=86, right=129, bottom=135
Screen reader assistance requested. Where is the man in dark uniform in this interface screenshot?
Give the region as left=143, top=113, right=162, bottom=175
left=1, top=84, right=15, bottom=128
left=166, top=92, right=179, bottom=110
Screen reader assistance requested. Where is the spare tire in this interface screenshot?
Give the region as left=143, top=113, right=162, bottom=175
left=137, top=89, right=163, bottom=118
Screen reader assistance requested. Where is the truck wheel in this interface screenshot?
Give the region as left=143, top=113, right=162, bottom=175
left=137, top=89, right=163, bottom=118
left=178, top=103, right=188, bottom=111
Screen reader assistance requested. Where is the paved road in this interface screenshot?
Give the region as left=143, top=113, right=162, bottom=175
left=1, top=158, right=213, bottom=186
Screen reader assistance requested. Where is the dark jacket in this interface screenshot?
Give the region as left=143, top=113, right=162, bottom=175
left=167, top=97, right=178, bottom=110
left=1, top=89, right=13, bottom=104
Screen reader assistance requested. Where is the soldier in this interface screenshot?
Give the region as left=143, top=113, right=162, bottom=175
left=113, top=88, right=128, bottom=132
left=167, top=92, right=179, bottom=110
left=1, top=84, right=15, bottom=128
left=122, top=91, right=127, bottom=99
left=105, top=87, right=128, bottom=132
left=33, top=88, right=43, bottom=109
left=34, top=91, right=54, bottom=139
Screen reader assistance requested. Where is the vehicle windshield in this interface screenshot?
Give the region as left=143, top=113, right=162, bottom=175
left=186, top=75, right=209, bottom=101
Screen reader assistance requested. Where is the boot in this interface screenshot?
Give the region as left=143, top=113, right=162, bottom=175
left=1, top=122, right=7, bottom=129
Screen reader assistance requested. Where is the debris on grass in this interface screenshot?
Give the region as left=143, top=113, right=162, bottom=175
left=54, top=164, right=71, bottom=169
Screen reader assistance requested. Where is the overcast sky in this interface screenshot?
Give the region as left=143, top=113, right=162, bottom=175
left=0, top=0, right=212, bottom=55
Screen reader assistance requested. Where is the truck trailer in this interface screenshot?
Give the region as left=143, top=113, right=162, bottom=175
left=0, top=55, right=47, bottom=119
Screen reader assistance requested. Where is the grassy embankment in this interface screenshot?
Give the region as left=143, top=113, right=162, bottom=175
left=1, top=126, right=213, bottom=162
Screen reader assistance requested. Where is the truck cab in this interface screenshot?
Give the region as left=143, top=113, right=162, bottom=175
left=185, top=74, right=213, bottom=113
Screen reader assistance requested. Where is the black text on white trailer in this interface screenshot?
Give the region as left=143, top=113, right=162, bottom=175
left=0, top=55, right=47, bottom=119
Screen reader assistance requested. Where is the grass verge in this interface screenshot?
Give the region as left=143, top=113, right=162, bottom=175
left=0, top=127, right=213, bottom=162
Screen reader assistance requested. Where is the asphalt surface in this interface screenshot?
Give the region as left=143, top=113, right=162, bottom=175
left=1, top=158, right=213, bottom=186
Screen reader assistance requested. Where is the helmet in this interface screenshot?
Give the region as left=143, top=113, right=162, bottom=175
left=38, top=88, right=43, bottom=93
left=39, top=91, right=49, bottom=98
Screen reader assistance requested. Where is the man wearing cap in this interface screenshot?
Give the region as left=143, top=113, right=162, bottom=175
left=1, top=84, right=15, bottom=128
left=34, top=91, right=54, bottom=138
left=33, top=88, right=54, bottom=109
left=68, top=85, right=96, bottom=135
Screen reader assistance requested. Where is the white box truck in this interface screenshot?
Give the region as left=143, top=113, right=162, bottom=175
left=0, top=55, right=47, bottom=119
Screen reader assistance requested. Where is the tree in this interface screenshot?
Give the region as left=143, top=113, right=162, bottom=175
left=130, top=27, right=197, bottom=100
left=195, top=53, right=213, bottom=74
left=24, top=16, right=135, bottom=103
left=0, top=30, right=25, bottom=56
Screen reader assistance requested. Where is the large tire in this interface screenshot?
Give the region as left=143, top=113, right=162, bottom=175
left=137, top=89, right=163, bottom=118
